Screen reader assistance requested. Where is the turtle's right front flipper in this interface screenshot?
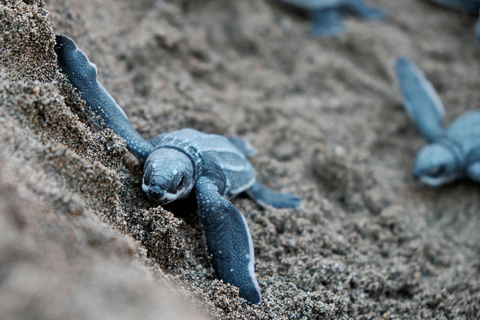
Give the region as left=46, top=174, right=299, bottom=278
left=394, top=57, right=446, bottom=142
left=55, top=35, right=153, bottom=163
left=195, top=176, right=262, bottom=305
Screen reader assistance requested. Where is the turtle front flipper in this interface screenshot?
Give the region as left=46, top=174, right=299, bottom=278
left=340, top=0, right=385, bottom=20
left=55, top=35, right=153, bottom=163
left=195, top=176, right=262, bottom=305
left=309, top=9, right=345, bottom=36
left=394, top=57, right=446, bottom=142
left=246, top=182, right=302, bottom=209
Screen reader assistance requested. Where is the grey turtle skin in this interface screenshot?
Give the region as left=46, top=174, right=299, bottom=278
left=394, top=57, right=480, bottom=187
left=55, top=35, right=302, bottom=305
left=428, top=0, right=480, bottom=43
left=271, top=0, right=385, bottom=36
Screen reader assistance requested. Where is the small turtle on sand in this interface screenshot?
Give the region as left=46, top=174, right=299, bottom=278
left=428, top=0, right=480, bottom=43
left=271, top=0, right=385, bottom=36
left=394, top=57, right=480, bottom=187
left=55, top=35, right=302, bottom=305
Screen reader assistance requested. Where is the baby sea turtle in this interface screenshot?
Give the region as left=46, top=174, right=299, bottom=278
left=55, top=34, right=302, bottom=305
left=428, top=0, right=480, bottom=43
left=394, top=57, right=480, bottom=186
left=271, top=0, right=385, bottom=36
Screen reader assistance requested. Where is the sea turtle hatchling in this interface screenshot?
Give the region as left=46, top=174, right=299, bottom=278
left=55, top=34, right=302, bottom=305
left=427, top=0, right=480, bottom=43
left=394, top=57, right=480, bottom=187
left=271, top=0, right=385, bottom=36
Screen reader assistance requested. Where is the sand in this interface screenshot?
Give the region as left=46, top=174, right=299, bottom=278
left=1, top=0, right=479, bottom=318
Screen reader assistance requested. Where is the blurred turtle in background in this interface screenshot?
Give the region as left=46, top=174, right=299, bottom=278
left=428, top=0, right=480, bottom=43
left=271, top=0, right=385, bottom=36
left=395, top=57, right=480, bottom=186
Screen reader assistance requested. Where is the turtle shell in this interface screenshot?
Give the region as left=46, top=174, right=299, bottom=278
left=149, top=129, right=256, bottom=198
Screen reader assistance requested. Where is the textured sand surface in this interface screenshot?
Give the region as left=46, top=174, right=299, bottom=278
left=1, top=0, right=479, bottom=318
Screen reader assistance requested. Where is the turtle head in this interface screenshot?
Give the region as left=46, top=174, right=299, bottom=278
left=142, top=148, right=194, bottom=204
left=413, top=143, right=461, bottom=187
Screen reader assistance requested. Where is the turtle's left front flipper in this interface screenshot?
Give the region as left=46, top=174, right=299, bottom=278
left=394, top=57, right=446, bottom=142
left=55, top=35, right=153, bottom=163
left=195, top=176, right=262, bottom=305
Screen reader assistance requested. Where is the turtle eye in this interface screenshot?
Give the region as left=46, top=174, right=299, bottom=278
left=176, top=175, right=186, bottom=193
left=430, top=165, right=446, bottom=178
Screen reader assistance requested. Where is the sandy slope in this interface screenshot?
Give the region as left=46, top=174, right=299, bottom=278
left=1, top=0, right=479, bottom=318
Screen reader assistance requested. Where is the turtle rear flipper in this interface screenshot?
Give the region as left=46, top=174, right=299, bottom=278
left=309, top=9, right=345, bottom=36
left=340, top=0, right=385, bottom=20
left=394, top=57, right=445, bottom=142
left=246, top=182, right=302, bottom=209
left=195, top=177, right=262, bottom=305
left=55, top=35, right=152, bottom=163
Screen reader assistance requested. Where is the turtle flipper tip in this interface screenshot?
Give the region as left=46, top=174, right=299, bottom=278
left=55, top=34, right=72, bottom=48
left=274, top=193, right=303, bottom=209
left=394, top=56, right=413, bottom=73
left=55, top=34, right=153, bottom=163
left=55, top=34, right=99, bottom=85
left=394, top=57, right=446, bottom=141
left=247, top=182, right=303, bottom=209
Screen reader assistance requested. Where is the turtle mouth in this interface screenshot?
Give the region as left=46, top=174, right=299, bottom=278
left=142, top=180, right=175, bottom=203
left=141, top=181, right=149, bottom=194
left=418, top=174, right=456, bottom=187
left=158, top=192, right=179, bottom=204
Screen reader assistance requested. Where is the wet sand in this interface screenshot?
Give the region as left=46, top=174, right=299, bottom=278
left=1, top=0, right=479, bottom=318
